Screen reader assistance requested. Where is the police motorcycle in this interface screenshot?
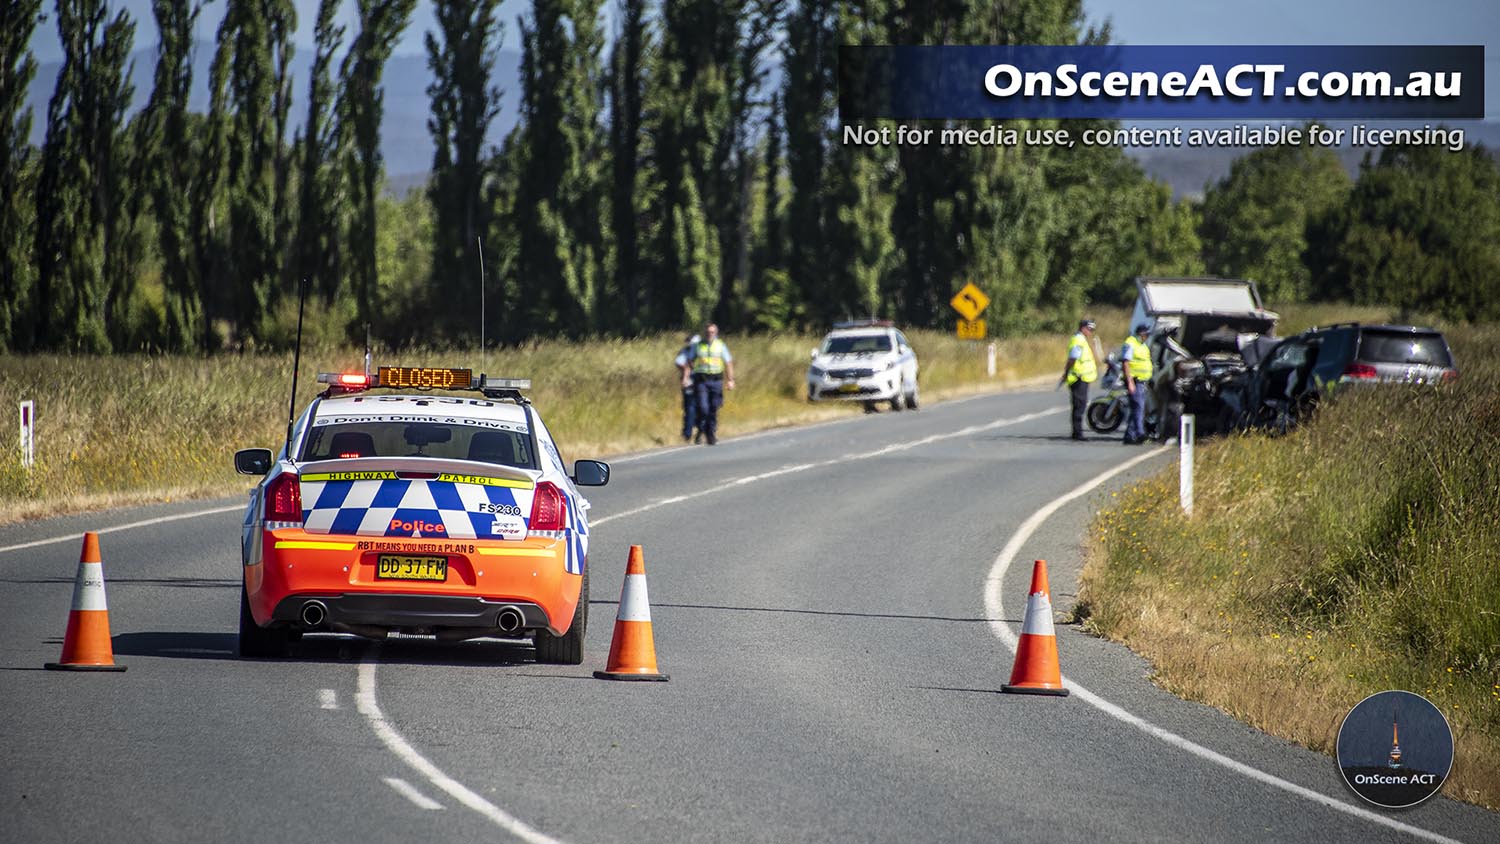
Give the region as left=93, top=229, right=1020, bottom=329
left=1086, top=353, right=1159, bottom=435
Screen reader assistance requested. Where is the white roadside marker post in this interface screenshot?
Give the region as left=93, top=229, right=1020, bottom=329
left=19, top=400, right=35, bottom=469
left=987, top=342, right=997, bottom=377
left=1180, top=413, right=1195, bottom=515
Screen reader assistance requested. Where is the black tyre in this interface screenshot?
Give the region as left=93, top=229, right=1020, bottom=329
left=890, top=396, right=903, bottom=412
left=238, top=582, right=290, bottom=658
left=862, top=401, right=877, bottom=414
left=1086, top=399, right=1123, bottom=433
left=535, top=566, right=588, bottom=665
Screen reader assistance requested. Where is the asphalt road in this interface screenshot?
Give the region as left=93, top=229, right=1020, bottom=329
left=2, top=388, right=1496, bottom=843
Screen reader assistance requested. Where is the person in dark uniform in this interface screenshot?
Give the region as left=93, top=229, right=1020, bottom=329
left=682, top=323, right=736, bottom=445
left=674, top=332, right=700, bottom=442
left=1059, top=318, right=1098, bottom=440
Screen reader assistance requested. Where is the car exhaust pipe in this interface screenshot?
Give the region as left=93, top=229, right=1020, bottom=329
left=496, top=607, right=524, bottom=634
left=300, top=600, right=327, bottom=628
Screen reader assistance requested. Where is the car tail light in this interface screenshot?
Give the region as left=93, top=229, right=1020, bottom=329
left=266, top=473, right=303, bottom=522
left=1342, top=363, right=1378, bottom=380
left=1442, top=370, right=1459, bottom=383
left=529, top=481, right=565, bottom=531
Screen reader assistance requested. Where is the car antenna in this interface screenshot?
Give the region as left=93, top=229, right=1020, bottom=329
left=363, top=322, right=372, bottom=380
left=284, top=277, right=309, bottom=459
left=477, top=235, right=486, bottom=375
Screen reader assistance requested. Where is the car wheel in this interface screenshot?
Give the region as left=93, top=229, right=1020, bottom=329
left=535, top=566, right=588, bottom=665
left=904, top=380, right=920, bottom=410
left=238, top=582, right=290, bottom=659
left=806, top=385, right=816, bottom=402
left=890, top=395, right=903, bottom=412
left=863, top=401, right=877, bottom=414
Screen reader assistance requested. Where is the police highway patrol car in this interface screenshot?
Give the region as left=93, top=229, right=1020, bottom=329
left=234, top=365, right=609, bottom=663
left=806, top=320, right=920, bottom=411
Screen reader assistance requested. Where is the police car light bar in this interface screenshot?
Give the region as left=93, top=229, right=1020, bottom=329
left=481, top=377, right=531, bottom=391
left=316, top=368, right=531, bottom=398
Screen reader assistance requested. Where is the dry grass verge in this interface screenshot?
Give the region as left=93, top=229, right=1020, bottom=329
left=0, top=315, right=1132, bottom=524
left=1078, top=320, right=1500, bottom=809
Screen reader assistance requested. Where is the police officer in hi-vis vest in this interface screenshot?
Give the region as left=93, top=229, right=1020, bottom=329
left=1059, top=318, right=1097, bottom=440
left=682, top=322, right=736, bottom=445
left=1120, top=322, right=1154, bottom=444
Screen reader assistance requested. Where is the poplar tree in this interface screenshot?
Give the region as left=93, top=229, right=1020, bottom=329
left=212, top=0, right=297, bottom=344
left=781, top=0, right=837, bottom=325
left=0, top=0, right=43, bottom=351
left=33, top=0, right=136, bottom=351
left=606, top=0, right=649, bottom=331
left=292, top=0, right=348, bottom=304
left=426, top=0, right=504, bottom=341
left=513, top=0, right=607, bottom=337
left=142, top=0, right=202, bottom=350
left=341, top=0, right=418, bottom=334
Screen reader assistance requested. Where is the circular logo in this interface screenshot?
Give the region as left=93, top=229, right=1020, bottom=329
left=1336, top=690, right=1453, bottom=809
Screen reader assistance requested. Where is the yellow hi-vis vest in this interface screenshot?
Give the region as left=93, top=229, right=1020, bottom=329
left=692, top=339, right=728, bottom=375
left=1123, top=335, right=1153, bottom=381
left=1067, top=333, right=1097, bottom=385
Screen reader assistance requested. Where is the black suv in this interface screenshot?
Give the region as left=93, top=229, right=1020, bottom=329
left=1238, top=324, right=1457, bottom=430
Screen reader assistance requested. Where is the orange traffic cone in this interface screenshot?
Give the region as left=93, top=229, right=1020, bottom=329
left=593, top=545, right=668, bottom=682
left=1002, top=559, right=1065, bottom=696
left=45, top=532, right=126, bottom=672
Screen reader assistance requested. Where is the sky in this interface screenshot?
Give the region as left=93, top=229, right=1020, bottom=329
left=23, top=0, right=1500, bottom=119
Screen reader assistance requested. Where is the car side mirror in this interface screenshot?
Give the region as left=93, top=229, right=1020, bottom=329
left=809, top=348, right=818, bottom=359
left=572, top=459, right=610, bottom=486
left=235, top=448, right=273, bottom=475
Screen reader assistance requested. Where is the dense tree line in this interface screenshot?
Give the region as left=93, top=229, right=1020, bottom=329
left=1, top=1, right=1495, bottom=353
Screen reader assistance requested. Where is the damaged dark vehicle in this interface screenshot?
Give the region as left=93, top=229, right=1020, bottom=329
left=1126, top=276, right=1280, bottom=439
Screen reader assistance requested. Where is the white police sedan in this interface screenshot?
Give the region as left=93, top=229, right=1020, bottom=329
left=806, top=321, right=920, bottom=412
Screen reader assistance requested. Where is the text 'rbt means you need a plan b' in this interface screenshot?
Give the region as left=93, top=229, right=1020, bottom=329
left=841, top=123, right=1467, bottom=151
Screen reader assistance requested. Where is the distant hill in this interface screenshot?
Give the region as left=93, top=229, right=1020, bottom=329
left=24, top=41, right=522, bottom=191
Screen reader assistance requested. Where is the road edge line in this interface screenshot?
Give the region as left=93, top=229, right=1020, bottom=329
left=357, top=659, right=566, bottom=844
left=982, top=447, right=1464, bottom=844
left=0, top=504, right=245, bottom=555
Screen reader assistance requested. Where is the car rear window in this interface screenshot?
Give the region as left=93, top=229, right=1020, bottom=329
left=824, top=335, right=892, bottom=354
left=301, top=421, right=536, bottom=469
left=1357, top=331, right=1453, bottom=367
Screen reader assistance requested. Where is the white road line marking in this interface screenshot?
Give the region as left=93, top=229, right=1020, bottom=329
left=983, top=447, right=1465, bottom=844
left=592, top=407, right=1060, bottom=528
left=383, top=777, right=445, bottom=810
left=606, top=384, right=1052, bottom=464
left=357, top=404, right=1063, bottom=841
left=358, top=660, right=565, bottom=844
left=0, top=504, right=245, bottom=555
left=319, top=689, right=339, bottom=710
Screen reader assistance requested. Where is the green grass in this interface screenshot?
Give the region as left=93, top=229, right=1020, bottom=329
left=0, top=313, right=1131, bottom=523
left=1078, top=318, right=1500, bottom=808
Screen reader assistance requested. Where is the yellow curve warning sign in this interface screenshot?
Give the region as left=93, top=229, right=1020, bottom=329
left=949, top=283, right=990, bottom=322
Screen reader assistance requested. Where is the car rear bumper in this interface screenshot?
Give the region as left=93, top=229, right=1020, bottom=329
left=271, top=593, right=551, bottom=631
left=247, top=528, right=579, bottom=634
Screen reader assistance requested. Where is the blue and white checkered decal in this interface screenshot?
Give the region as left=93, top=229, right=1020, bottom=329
left=299, top=473, right=535, bottom=541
